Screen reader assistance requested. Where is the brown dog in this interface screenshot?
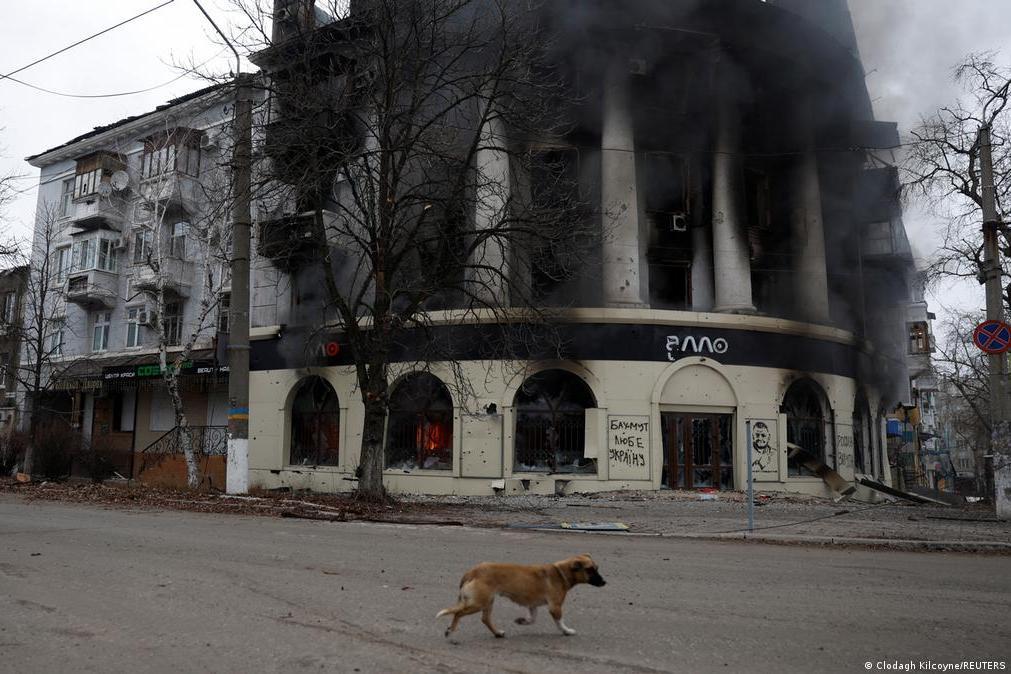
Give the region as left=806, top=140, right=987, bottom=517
left=436, top=554, right=605, bottom=638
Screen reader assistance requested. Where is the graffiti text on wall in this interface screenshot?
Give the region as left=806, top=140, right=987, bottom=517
left=607, top=415, right=650, bottom=479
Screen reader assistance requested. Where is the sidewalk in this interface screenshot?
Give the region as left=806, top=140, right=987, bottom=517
left=3, top=480, right=1009, bottom=552
left=404, top=490, right=1011, bottom=552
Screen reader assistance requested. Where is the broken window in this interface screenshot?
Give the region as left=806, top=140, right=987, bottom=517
left=908, top=322, right=932, bottom=354
left=385, top=373, right=453, bottom=471
left=782, top=379, right=828, bottom=476
left=290, top=376, right=339, bottom=466
left=514, top=369, right=596, bottom=474
left=644, top=153, right=692, bottom=309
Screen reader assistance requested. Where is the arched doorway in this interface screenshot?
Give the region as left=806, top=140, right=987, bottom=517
left=782, top=379, right=829, bottom=476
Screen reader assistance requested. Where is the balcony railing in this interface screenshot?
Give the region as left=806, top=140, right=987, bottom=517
left=131, top=259, right=192, bottom=297
left=65, top=270, right=119, bottom=308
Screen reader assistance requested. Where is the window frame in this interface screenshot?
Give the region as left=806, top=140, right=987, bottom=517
left=92, top=311, right=111, bottom=352
left=125, top=307, right=143, bottom=348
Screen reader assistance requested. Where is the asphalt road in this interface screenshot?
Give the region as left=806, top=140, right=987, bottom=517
left=1, top=497, right=1009, bottom=674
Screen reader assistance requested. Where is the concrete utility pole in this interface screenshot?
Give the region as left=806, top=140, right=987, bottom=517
left=979, top=124, right=1011, bottom=519
left=192, top=0, right=251, bottom=494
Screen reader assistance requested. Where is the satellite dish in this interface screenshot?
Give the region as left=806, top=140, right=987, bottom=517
left=110, top=170, right=130, bottom=191
left=97, top=181, right=113, bottom=198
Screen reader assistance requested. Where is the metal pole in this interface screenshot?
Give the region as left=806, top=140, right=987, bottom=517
left=745, top=420, right=754, bottom=533
left=980, top=123, right=1011, bottom=519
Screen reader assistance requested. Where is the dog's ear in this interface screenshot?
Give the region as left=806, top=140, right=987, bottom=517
left=583, top=553, right=593, bottom=560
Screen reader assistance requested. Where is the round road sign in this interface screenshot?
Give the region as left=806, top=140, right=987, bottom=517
left=973, top=320, right=1011, bottom=354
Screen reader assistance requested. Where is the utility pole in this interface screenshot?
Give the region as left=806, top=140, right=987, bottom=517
left=192, top=0, right=251, bottom=494
left=979, top=123, right=1011, bottom=519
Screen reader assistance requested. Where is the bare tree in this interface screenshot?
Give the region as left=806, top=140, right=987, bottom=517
left=933, top=310, right=998, bottom=491
left=230, top=0, right=592, bottom=499
left=12, top=204, right=91, bottom=475
left=127, top=125, right=233, bottom=489
left=904, top=52, right=1011, bottom=299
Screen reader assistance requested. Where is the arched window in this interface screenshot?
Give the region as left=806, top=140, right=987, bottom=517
left=782, top=379, right=828, bottom=476
left=290, top=376, right=339, bottom=466
left=385, top=373, right=453, bottom=470
left=514, top=369, right=596, bottom=474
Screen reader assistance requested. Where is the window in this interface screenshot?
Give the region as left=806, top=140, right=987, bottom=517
left=126, top=308, right=142, bottom=348
left=385, top=373, right=453, bottom=470
left=48, top=323, right=65, bottom=357
left=908, top=322, right=931, bottom=354
left=72, top=239, right=95, bottom=271
left=289, top=376, right=339, bottom=466
left=92, top=311, right=111, bottom=352
left=514, top=369, right=597, bottom=474
left=217, top=292, right=230, bottom=334
left=782, top=379, right=828, bottom=476
left=74, top=169, right=101, bottom=199
left=169, top=222, right=187, bottom=258
left=59, top=178, right=74, bottom=217
left=141, top=143, right=177, bottom=180
left=97, top=239, right=118, bottom=272
left=163, top=302, right=182, bottom=346
left=132, top=230, right=152, bottom=265
left=853, top=395, right=872, bottom=475
left=55, top=247, right=71, bottom=283
left=0, top=353, right=10, bottom=388
left=0, top=292, right=14, bottom=324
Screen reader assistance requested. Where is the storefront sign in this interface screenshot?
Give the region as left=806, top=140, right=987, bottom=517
left=607, top=415, right=650, bottom=480
left=665, top=334, right=728, bottom=361
left=102, top=360, right=227, bottom=381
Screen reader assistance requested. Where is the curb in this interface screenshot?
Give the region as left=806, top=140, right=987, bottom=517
left=496, top=523, right=1011, bottom=553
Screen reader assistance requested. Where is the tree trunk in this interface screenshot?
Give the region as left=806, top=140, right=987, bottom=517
left=358, top=391, right=388, bottom=502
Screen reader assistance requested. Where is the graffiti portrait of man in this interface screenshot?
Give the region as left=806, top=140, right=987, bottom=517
left=751, top=421, right=774, bottom=471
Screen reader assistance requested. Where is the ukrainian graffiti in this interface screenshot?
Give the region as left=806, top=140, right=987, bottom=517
left=608, top=415, right=650, bottom=480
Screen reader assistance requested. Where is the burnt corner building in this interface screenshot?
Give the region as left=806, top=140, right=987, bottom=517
left=246, top=0, right=915, bottom=497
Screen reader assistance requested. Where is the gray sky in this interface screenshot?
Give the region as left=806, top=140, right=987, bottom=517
left=1, top=0, right=1009, bottom=317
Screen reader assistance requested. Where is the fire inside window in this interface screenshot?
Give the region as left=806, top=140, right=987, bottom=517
left=908, top=321, right=931, bottom=354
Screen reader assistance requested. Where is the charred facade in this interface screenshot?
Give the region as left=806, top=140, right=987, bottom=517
left=244, top=0, right=914, bottom=497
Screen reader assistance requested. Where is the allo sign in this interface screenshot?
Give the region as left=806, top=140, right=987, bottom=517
left=665, top=335, right=728, bottom=361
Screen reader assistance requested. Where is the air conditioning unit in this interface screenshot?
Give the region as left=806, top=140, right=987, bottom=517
left=113, top=237, right=129, bottom=251
left=138, top=309, right=157, bottom=327
left=670, top=213, right=688, bottom=232
left=201, top=129, right=220, bottom=150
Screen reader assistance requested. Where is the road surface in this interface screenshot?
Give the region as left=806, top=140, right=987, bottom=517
left=1, top=496, right=1008, bottom=673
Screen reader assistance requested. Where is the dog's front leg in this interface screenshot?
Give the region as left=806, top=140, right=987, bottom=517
left=515, top=607, right=537, bottom=626
left=549, top=604, right=576, bottom=636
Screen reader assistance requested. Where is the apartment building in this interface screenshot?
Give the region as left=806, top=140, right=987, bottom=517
left=23, top=84, right=281, bottom=483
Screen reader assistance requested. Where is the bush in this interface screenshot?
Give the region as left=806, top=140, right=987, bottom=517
left=30, top=422, right=84, bottom=480
left=0, top=431, right=29, bottom=476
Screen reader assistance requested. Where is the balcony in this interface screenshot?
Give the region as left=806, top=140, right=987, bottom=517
left=68, top=195, right=127, bottom=232
left=258, top=210, right=328, bottom=271
left=65, top=270, right=119, bottom=308
left=131, top=258, right=193, bottom=298
left=137, top=172, right=201, bottom=216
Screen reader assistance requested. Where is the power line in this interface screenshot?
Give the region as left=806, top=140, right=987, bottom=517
left=0, top=71, right=191, bottom=99
left=0, top=1, right=175, bottom=82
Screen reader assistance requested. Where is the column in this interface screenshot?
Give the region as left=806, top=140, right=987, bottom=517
left=601, top=61, right=644, bottom=307
left=690, top=173, right=714, bottom=310
left=711, top=81, right=755, bottom=313
left=790, top=108, right=831, bottom=323
left=468, top=104, right=510, bottom=306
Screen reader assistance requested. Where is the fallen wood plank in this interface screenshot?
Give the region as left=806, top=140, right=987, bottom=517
left=857, top=477, right=950, bottom=506
left=786, top=444, right=856, bottom=498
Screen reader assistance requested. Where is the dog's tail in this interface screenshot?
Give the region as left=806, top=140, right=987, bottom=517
left=436, top=605, right=459, bottom=619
